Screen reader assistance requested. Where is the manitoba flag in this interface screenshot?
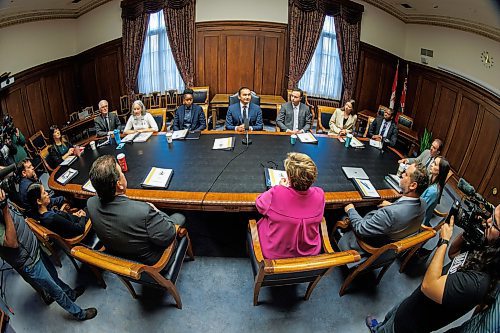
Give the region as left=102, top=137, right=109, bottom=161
left=400, top=64, right=408, bottom=114
left=389, top=61, right=399, bottom=109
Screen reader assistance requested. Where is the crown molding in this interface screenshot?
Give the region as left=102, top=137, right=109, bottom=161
left=0, top=0, right=113, bottom=29
left=362, top=0, right=500, bottom=42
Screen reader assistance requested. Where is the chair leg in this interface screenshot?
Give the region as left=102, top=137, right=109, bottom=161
left=186, top=234, right=195, bottom=261
left=376, top=263, right=394, bottom=285
left=339, top=268, right=359, bottom=297
left=164, top=280, right=183, bottom=309
left=89, top=266, right=107, bottom=288
left=118, top=277, right=137, bottom=298
left=304, top=275, right=323, bottom=300
left=253, top=282, right=262, bottom=306
left=399, top=246, right=420, bottom=273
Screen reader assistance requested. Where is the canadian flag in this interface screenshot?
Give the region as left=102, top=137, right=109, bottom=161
left=400, top=64, right=408, bottom=114
left=389, top=61, right=399, bottom=109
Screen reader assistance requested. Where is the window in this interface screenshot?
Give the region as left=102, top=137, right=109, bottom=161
left=298, top=16, right=343, bottom=100
left=138, top=11, right=185, bottom=94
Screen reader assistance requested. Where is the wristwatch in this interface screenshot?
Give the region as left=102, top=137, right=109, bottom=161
left=437, top=238, right=449, bottom=247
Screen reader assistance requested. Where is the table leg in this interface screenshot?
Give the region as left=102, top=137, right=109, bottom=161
left=212, top=107, right=217, bottom=130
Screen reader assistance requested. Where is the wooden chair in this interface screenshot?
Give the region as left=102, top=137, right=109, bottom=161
left=248, top=218, right=361, bottom=305
left=228, top=91, right=261, bottom=106
left=275, top=104, right=282, bottom=132
left=377, top=105, right=391, bottom=117
left=201, top=104, right=209, bottom=130
left=120, top=95, right=130, bottom=114
left=316, top=105, right=336, bottom=134
left=149, top=108, right=167, bottom=132
left=69, top=112, right=79, bottom=123
left=165, top=90, right=179, bottom=119
left=38, top=146, right=54, bottom=173
left=149, top=91, right=161, bottom=109
left=28, top=130, right=49, bottom=153
left=363, top=116, right=375, bottom=137
left=70, top=226, right=194, bottom=309
left=190, top=86, right=209, bottom=107
left=398, top=114, right=414, bottom=129
left=332, top=221, right=436, bottom=296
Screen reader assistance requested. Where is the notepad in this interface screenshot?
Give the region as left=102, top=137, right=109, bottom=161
left=352, top=178, right=380, bottom=198
left=297, top=132, right=318, bottom=144
left=264, top=168, right=288, bottom=188
left=350, top=137, right=364, bottom=148
left=133, top=132, right=153, bottom=142
left=121, top=133, right=139, bottom=142
left=56, top=168, right=78, bottom=185
left=141, top=167, right=173, bottom=189
left=369, top=139, right=383, bottom=149
left=82, top=179, right=96, bottom=193
left=59, top=156, right=77, bottom=166
left=172, top=129, right=188, bottom=140
left=212, top=137, right=235, bottom=150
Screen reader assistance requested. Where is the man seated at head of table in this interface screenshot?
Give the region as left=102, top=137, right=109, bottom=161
left=87, top=155, right=185, bottom=265
left=123, top=100, right=158, bottom=135
left=368, top=107, right=398, bottom=147
left=172, top=89, right=206, bottom=132
left=398, top=138, right=444, bottom=173
left=256, top=153, right=325, bottom=259
left=225, top=87, right=263, bottom=132
left=337, top=164, right=428, bottom=255
left=276, top=88, right=312, bottom=134
left=328, top=100, right=357, bottom=136
left=94, top=99, right=121, bottom=137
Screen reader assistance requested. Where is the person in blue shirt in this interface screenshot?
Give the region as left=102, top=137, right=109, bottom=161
left=173, top=89, right=206, bottom=131
left=420, top=156, right=450, bottom=226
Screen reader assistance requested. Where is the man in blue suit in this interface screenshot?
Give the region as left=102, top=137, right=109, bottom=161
left=225, top=87, right=263, bottom=131
left=173, top=89, right=206, bottom=131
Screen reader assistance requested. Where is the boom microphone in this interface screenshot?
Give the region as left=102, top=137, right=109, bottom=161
left=0, top=163, right=16, bottom=179
left=242, top=117, right=252, bottom=145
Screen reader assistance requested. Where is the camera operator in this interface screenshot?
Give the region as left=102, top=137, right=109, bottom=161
left=1, top=115, right=27, bottom=165
left=0, top=189, right=97, bottom=320
left=366, top=204, right=500, bottom=333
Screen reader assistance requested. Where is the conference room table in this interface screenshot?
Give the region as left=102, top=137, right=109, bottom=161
left=48, top=132, right=403, bottom=212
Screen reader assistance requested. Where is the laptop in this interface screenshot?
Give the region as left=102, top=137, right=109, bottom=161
left=342, top=167, right=369, bottom=180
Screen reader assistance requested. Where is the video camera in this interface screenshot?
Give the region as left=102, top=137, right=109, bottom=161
left=448, top=178, right=495, bottom=249
left=0, top=163, right=18, bottom=209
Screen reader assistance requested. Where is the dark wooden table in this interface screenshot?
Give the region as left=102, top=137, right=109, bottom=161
left=49, top=132, right=403, bottom=212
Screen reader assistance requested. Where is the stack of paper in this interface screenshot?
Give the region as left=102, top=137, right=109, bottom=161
left=82, top=179, right=96, bottom=193
left=297, top=132, right=318, bottom=143
left=264, top=168, right=288, bottom=188
left=350, top=137, right=365, bottom=148
left=385, top=174, right=402, bottom=193
left=133, top=132, right=153, bottom=142
left=121, top=133, right=138, bottom=142
left=60, top=156, right=77, bottom=166
left=352, top=178, right=380, bottom=198
left=212, top=137, right=235, bottom=150
left=141, top=167, right=173, bottom=188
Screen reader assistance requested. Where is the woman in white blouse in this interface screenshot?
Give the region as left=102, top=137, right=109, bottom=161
left=123, top=100, right=159, bottom=134
left=328, top=100, right=357, bottom=136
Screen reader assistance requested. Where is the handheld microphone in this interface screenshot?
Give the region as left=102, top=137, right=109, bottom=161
left=242, top=117, right=252, bottom=145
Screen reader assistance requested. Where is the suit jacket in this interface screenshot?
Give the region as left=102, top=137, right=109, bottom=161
left=338, top=197, right=425, bottom=253
left=276, top=102, right=312, bottom=132
left=94, top=112, right=121, bottom=137
left=408, top=149, right=434, bottom=172
left=87, top=195, right=178, bottom=265
left=368, top=116, right=399, bottom=147
left=225, top=102, right=263, bottom=131
left=328, top=108, right=357, bottom=135
left=172, top=104, right=206, bottom=131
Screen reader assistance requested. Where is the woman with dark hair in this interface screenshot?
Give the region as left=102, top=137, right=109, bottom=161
left=421, top=156, right=450, bottom=226
left=27, top=183, right=87, bottom=238
left=47, top=125, right=76, bottom=169
left=123, top=100, right=158, bottom=134
left=256, top=152, right=325, bottom=259
left=328, top=99, right=357, bottom=135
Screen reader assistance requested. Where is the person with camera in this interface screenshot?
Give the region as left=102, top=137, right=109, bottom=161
left=365, top=204, right=500, bottom=333
left=0, top=115, right=28, bottom=164
left=0, top=189, right=97, bottom=320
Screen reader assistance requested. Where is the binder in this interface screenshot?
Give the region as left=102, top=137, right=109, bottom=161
left=56, top=168, right=78, bottom=185
left=141, top=167, right=173, bottom=189
left=212, top=137, right=235, bottom=150
left=264, top=168, right=287, bottom=188
left=297, top=132, right=318, bottom=144
left=351, top=178, right=380, bottom=198
left=385, top=174, right=402, bottom=193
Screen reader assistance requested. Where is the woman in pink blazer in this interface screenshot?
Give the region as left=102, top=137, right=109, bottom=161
left=256, top=152, right=325, bottom=259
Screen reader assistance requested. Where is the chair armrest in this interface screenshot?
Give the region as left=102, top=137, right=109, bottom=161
left=248, top=219, right=265, bottom=262
left=65, top=219, right=92, bottom=245
left=265, top=250, right=361, bottom=274
left=332, top=218, right=350, bottom=233
left=320, top=218, right=335, bottom=254
left=392, top=230, right=436, bottom=253
left=433, top=208, right=447, bottom=217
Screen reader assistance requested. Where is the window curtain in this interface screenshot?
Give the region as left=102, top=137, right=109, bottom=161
left=287, top=0, right=326, bottom=89
left=163, top=0, right=195, bottom=87
left=333, top=6, right=362, bottom=105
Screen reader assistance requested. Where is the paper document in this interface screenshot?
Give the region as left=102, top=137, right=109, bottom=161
left=133, top=132, right=153, bottom=142
left=369, top=139, right=383, bottom=149
left=350, top=137, right=364, bottom=148
left=265, top=168, right=288, bottom=187
left=60, top=156, right=77, bottom=166
left=121, top=133, right=138, bottom=142
left=353, top=178, right=380, bottom=198
left=212, top=137, right=234, bottom=150
left=82, top=179, right=96, bottom=193
left=56, top=168, right=78, bottom=185
left=172, top=129, right=188, bottom=140
left=141, top=167, right=173, bottom=188
left=297, top=132, right=318, bottom=143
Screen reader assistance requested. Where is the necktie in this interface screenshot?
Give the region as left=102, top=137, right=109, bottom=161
left=425, top=157, right=433, bottom=169
left=242, top=106, right=248, bottom=122
left=104, top=116, right=109, bottom=131
left=380, top=121, right=388, bottom=137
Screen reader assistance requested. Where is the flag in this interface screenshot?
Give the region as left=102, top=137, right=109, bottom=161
left=400, top=64, right=408, bottom=114
left=389, top=61, right=399, bottom=109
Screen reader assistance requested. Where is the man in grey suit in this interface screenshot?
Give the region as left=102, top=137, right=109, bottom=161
left=94, top=100, right=121, bottom=137
left=398, top=138, right=443, bottom=172
left=276, top=88, right=312, bottom=133
left=337, top=164, right=428, bottom=254
left=87, top=155, right=185, bottom=265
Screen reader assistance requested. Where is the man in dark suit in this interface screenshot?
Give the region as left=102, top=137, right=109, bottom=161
left=225, top=87, right=263, bottom=131
left=368, top=107, right=398, bottom=147
left=277, top=88, right=312, bottom=133
left=337, top=164, right=428, bottom=254
left=87, top=155, right=185, bottom=265
left=94, top=100, right=121, bottom=137
left=172, top=89, right=206, bottom=131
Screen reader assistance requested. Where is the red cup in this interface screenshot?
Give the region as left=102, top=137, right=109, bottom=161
left=117, top=153, right=128, bottom=172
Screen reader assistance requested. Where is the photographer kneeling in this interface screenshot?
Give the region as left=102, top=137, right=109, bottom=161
left=366, top=204, right=499, bottom=333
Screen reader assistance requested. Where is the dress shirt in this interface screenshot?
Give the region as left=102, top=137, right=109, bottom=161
left=379, top=120, right=392, bottom=138
left=293, top=104, right=299, bottom=131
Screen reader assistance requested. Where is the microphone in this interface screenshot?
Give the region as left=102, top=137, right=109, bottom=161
left=457, top=178, right=476, bottom=197
left=242, top=117, right=252, bottom=145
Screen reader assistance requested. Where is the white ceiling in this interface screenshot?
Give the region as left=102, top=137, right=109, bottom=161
left=0, top=0, right=499, bottom=41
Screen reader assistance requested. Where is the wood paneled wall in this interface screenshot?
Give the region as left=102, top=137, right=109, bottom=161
left=195, top=21, right=287, bottom=97
left=355, top=42, right=499, bottom=205
left=0, top=39, right=124, bottom=138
